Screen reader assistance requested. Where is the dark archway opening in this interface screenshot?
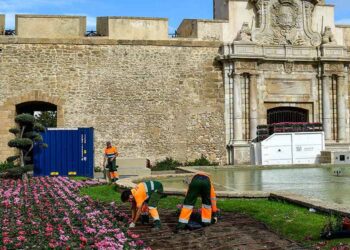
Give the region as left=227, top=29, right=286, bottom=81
left=16, top=101, right=57, bottom=128
left=267, top=107, right=308, bottom=125
left=15, top=101, right=57, bottom=164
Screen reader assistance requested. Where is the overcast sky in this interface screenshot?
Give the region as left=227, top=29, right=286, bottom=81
left=0, top=0, right=349, bottom=33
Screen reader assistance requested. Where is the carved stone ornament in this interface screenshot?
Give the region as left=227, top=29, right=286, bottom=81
left=322, top=26, right=337, bottom=45
left=284, top=61, right=294, bottom=73
left=236, top=22, right=252, bottom=42
left=251, top=0, right=322, bottom=46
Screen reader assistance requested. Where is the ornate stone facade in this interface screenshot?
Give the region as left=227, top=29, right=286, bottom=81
left=218, top=0, right=350, bottom=164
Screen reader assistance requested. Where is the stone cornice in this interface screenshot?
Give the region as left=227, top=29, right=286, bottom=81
left=218, top=43, right=350, bottom=63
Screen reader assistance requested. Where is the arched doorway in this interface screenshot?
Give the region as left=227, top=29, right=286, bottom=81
left=267, top=107, right=308, bottom=124
left=0, top=91, right=64, bottom=163
left=15, top=101, right=58, bottom=164
left=16, top=101, right=57, bottom=128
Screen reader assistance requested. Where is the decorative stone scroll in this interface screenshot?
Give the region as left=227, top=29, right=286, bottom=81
left=251, top=0, right=322, bottom=46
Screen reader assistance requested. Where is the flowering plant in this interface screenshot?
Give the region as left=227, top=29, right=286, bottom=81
left=0, top=177, right=149, bottom=249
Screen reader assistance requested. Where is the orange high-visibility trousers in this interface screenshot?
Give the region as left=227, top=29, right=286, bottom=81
left=109, top=171, right=119, bottom=179
left=178, top=174, right=217, bottom=225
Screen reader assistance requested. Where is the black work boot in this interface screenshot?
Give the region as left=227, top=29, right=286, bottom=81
left=174, top=223, right=187, bottom=234
left=141, top=214, right=150, bottom=225
left=151, top=220, right=161, bottom=231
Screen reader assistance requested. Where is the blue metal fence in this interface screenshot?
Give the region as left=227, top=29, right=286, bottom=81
left=33, top=128, right=94, bottom=178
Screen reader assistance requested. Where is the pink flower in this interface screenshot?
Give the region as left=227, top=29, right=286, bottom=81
left=59, top=235, right=69, bottom=242
left=17, top=236, right=26, bottom=242
left=49, top=240, right=59, bottom=249
left=2, top=237, right=12, bottom=244
left=84, top=226, right=97, bottom=234
left=80, top=236, right=88, bottom=244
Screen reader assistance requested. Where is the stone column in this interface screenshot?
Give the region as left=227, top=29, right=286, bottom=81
left=337, top=75, right=347, bottom=142
left=233, top=73, right=243, bottom=142
left=322, top=75, right=332, bottom=141
left=249, top=74, right=258, bottom=140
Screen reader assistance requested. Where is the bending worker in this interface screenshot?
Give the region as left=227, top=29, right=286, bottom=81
left=103, top=141, right=119, bottom=183
left=176, top=172, right=219, bottom=231
left=121, top=180, right=164, bottom=230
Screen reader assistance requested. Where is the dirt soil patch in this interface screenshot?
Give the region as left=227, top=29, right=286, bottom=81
left=122, top=207, right=308, bottom=250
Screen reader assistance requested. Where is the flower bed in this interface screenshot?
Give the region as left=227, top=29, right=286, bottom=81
left=0, top=177, right=149, bottom=249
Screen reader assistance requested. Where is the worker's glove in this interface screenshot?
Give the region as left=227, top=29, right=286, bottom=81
left=129, top=222, right=136, bottom=228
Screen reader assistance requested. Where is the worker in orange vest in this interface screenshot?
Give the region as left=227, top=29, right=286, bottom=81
left=103, top=141, right=119, bottom=183
left=121, top=180, right=164, bottom=230
left=175, top=172, right=219, bottom=232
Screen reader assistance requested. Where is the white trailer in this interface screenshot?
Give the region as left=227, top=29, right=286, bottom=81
left=251, top=132, right=325, bottom=165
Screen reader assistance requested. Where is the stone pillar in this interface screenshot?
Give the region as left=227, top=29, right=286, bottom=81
left=223, top=63, right=234, bottom=165
left=249, top=74, right=258, bottom=140
left=337, top=75, right=347, bottom=142
left=322, top=75, right=332, bottom=141
left=233, top=73, right=243, bottom=142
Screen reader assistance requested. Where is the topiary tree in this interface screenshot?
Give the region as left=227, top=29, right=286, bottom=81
left=8, top=113, right=47, bottom=169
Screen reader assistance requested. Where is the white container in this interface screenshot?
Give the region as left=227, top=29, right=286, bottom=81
left=251, top=132, right=325, bottom=165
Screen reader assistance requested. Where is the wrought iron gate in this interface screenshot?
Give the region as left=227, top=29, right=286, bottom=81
left=267, top=107, right=308, bottom=124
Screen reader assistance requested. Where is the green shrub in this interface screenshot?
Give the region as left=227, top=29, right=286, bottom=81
left=185, top=154, right=218, bottom=166
left=33, top=123, right=45, bottom=132
left=94, top=166, right=102, bottom=172
left=6, top=156, right=19, bottom=163
left=9, top=128, right=20, bottom=135
left=8, top=138, right=33, bottom=149
left=4, top=167, right=27, bottom=179
left=15, top=113, right=36, bottom=125
left=0, top=161, right=16, bottom=172
left=152, top=157, right=182, bottom=171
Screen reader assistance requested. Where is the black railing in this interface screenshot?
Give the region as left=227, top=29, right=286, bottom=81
left=85, top=30, right=101, bottom=37
left=254, top=122, right=324, bottom=143
left=168, top=31, right=178, bottom=38
left=4, top=29, right=15, bottom=36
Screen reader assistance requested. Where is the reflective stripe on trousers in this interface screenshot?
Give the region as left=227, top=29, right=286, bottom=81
left=210, top=184, right=218, bottom=213
left=178, top=205, right=193, bottom=224
left=143, top=181, right=155, bottom=199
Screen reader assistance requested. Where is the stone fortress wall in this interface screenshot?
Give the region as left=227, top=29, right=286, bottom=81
left=0, top=15, right=226, bottom=166
left=0, top=0, right=350, bottom=166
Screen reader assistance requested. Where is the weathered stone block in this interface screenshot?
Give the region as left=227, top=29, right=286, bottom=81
left=15, top=15, right=86, bottom=38
left=97, top=16, right=168, bottom=40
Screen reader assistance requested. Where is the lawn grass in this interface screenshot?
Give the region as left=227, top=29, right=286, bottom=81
left=70, top=176, right=90, bottom=181
left=80, top=184, right=350, bottom=249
